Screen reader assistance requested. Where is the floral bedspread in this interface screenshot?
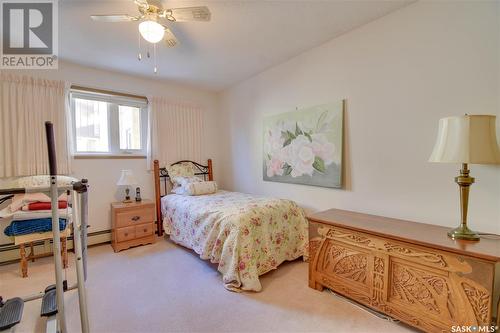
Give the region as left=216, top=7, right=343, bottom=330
left=161, top=191, right=308, bottom=292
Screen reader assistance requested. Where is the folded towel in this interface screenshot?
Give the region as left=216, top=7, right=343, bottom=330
left=4, top=218, right=67, bottom=236
left=0, top=208, right=70, bottom=220
left=22, top=201, right=68, bottom=211
left=10, top=193, right=68, bottom=212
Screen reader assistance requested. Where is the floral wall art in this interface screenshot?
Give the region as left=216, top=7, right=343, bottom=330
left=263, top=101, right=344, bottom=188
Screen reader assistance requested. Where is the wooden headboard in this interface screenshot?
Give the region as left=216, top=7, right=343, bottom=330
left=153, top=159, right=213, bottom=236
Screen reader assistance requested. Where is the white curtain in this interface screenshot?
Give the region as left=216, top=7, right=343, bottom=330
left=0, top=73, right=72, bottom=177
left=147, top=97, right=204, bottom=168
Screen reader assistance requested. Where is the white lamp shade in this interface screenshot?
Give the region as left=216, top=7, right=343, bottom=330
left=117, top=170, right=138, bottom=186
left=139, top=20, right=165, bottom=43
left=429, top=115, right=500, bottom=164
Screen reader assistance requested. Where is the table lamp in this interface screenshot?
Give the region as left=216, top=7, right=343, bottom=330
left=116, top=170, right=138, bottom=203
left=429, top=115, right=500, bottom=241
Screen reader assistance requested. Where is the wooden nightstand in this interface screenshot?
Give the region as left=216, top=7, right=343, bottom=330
left=111, top=199, right=155, bottom=252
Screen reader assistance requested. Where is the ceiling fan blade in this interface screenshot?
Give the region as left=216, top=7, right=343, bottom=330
left=90, top=15, right=139, bottom=22
left=134, top=0, right=149, bottom=10
left=164, top=28, right=179, bottom=48
left=166, top=6, right=211, bottom=22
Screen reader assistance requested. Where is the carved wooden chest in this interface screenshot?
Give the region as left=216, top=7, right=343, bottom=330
left=308, top=209, right=500, bottom=332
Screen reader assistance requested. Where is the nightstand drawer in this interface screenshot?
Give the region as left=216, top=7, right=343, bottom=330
left=116, top=208, right=154, bottom=228
left=116, top=226, right=136, bottom=242
left=135, top=223, right=153, bottom=239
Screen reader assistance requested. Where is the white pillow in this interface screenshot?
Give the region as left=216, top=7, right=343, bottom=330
left=171, top=186, right=187, bottom=195
left=171, top=176, right=202, bottom=195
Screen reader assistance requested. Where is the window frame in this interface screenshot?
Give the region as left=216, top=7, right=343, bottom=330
left=70, top=90, right=148, bottom=158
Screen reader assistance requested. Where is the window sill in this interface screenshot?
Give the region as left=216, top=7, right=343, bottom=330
left=73, top=154, right=146, bottom=160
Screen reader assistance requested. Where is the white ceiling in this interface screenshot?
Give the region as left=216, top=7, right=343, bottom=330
left=60, top=0, right=413, bottom=91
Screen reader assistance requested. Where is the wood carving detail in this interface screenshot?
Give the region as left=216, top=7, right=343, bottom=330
left=322, top=227, right=374, bottom=247
left=462, top=282, right=490, bottom=325
left=320, top=242, right=368, bottom=284
left=390, top=264, right=446, bottom=315
left=319, top=226, right=453, bottom=270
left=384, top=243, right=447, bottom=267
left=372, top=257, right=385, bottom=307
left=374, top=256, right=384, bottom=274
left=333, top=254, right=367, bottom=283
left=322, top=276, right=371, bottom=304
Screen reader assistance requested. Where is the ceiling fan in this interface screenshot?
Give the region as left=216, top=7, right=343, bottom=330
left=90, top=0, right=211, bottom=47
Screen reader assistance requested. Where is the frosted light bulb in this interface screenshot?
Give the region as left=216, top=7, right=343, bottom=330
left=139, top=20, right=165, bottom=44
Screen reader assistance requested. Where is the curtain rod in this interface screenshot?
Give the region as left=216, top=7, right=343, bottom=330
left=70, top=85, right=148, bottom=103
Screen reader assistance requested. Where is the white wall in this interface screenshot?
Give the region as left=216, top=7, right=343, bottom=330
left=0, top=61, right=221, bottom=245
left=219, top=1, right=500, bottom=234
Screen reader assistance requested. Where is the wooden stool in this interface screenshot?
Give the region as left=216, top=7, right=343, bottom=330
left=14, top=228, right=70, bottom=278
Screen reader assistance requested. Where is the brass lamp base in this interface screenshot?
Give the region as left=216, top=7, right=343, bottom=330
left=448, top=163, right=480, bottom=242
left=447, top=225, right=480, bottom=241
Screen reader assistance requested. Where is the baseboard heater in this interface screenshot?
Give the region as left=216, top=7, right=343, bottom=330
left=0, top=229, right=111, bottom=265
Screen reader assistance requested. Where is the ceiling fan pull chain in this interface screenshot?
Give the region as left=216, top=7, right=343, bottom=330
left=137, top=30, right=142, bottom=61
left=154, top=44, right=158, bottom=74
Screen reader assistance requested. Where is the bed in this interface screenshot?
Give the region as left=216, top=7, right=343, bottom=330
left=153, top=159, right=308, bottom=292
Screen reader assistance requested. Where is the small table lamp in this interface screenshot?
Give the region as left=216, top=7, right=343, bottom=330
left=429, top=115, right=500, bottom=241
left=117, top=170, right=138, bottom=203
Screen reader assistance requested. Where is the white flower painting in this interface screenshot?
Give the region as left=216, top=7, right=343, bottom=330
left=263, top=101, right=344, bottom=188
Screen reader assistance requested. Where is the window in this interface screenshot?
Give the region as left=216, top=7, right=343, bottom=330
left=74, top=98, right=109, bottom=152
left=118, top=106, right=142, bottom=150
left=70, top=90, right=148, bottom=157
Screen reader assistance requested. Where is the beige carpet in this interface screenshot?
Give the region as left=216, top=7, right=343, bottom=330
left=0, top=238, right=415, bottom=333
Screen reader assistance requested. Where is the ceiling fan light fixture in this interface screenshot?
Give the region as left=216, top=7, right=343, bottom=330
left=139, top=20, right=165, bottom=43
